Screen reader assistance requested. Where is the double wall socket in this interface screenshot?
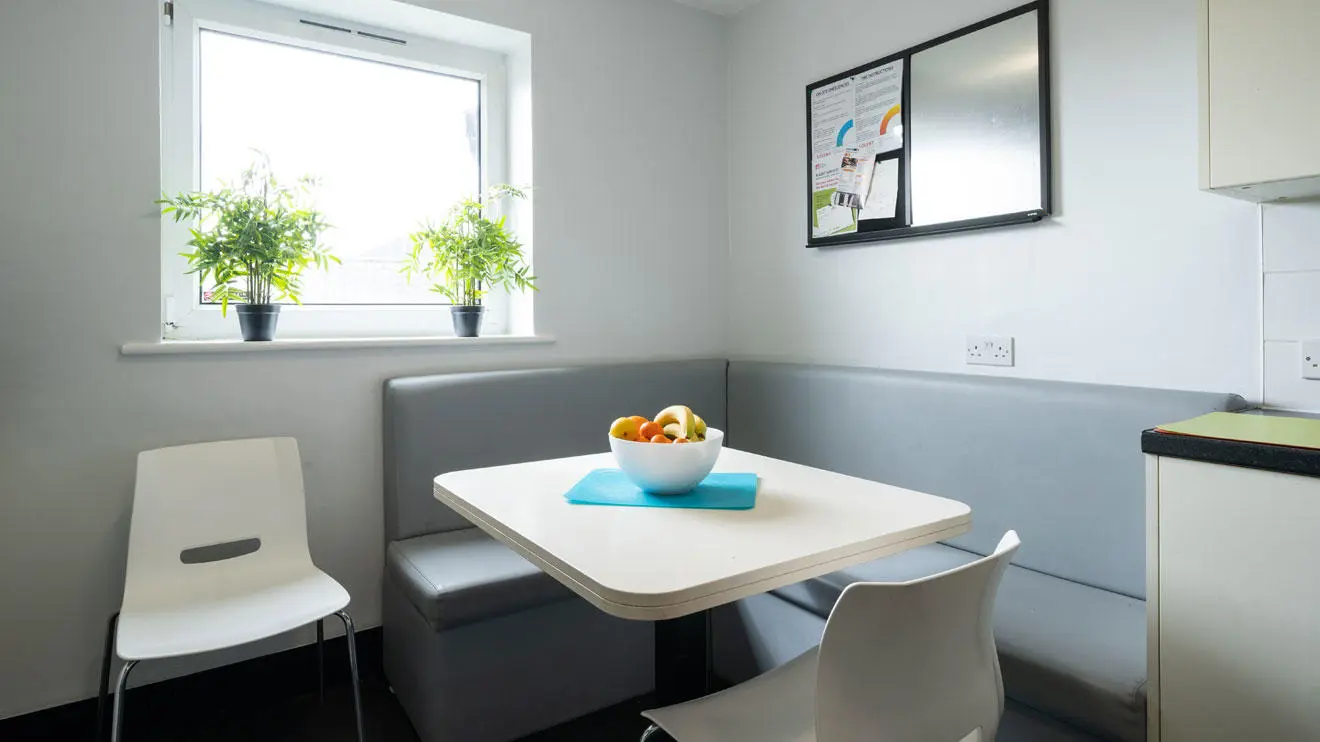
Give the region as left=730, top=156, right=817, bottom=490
left=967, top=336, right=1015, bottom=367
left=1303, top=341, right=1320, bottom=380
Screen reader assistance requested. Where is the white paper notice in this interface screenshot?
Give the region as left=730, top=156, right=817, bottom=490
left=815, top=204, right=855, bottom=236
left=810, top=78, right=858, bottom=237
left=850, top=60, right=904, bottom=207
left=811, top=61, right=904, bottom=236
left=860, top=158, right=900, bottom=221
left=854, top=61, right=904, bottom=157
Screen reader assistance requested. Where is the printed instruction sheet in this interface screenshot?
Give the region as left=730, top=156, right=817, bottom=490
left=810, top=60, right=904, bottom=238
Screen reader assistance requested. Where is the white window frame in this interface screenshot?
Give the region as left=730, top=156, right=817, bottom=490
left=160, top=0, right=512, bottom=340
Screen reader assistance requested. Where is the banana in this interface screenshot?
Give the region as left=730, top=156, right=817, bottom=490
left=655, top=405, right=697, bottom=440
left=662, top=422, right=684, bottom=439
left=693, top=414, right=707, bottom=440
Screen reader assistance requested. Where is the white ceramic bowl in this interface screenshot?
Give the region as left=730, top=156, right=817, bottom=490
left=609, top=428, right=724, bottom=495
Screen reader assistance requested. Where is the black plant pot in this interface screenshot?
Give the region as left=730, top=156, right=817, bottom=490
left=236, top=304, right=281, bottom=342
left=451, top=305, right=484, bottom=337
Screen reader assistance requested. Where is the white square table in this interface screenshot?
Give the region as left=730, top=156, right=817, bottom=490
left=434, top=447, right=971, bottom=705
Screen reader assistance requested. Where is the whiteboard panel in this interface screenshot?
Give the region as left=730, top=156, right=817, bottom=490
left=909, top=10, right=1043, bottom=227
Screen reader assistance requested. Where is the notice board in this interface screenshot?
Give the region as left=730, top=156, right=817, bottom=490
left=807, top=1, right=1052, bottom=247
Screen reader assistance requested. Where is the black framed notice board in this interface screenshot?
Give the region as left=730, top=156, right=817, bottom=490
left=807, top=1, right=1052, bottom=248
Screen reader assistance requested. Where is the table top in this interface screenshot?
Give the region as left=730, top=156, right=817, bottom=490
left=434, top=448, right=971, bottom=620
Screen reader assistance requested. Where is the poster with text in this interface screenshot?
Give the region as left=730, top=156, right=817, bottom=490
left=811, top=60, right=904, bottom=239
left=849, top=60, right=903, bottom=210
left=810, top=78, right=858, bottom=237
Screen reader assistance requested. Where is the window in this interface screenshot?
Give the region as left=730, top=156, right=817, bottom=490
left=161, top=0, right=514, bottom=339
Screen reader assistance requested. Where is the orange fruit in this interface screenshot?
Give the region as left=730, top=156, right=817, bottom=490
left=650, top=434, right=672, bottom=444
left=629, top=415, right=650, bottom=426
left=638, top=421, right=663, bottom=439
left=673, top=437, right=690, bottom=444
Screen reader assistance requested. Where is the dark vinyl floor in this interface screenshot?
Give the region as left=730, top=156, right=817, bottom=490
left=104, top=675, right=656, bottom=742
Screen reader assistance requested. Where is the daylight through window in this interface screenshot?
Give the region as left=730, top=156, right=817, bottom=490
left=197, top=30, right=482, bottom=306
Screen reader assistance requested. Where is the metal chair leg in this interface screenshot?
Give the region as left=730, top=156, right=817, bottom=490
left=96, top=612, right=120, bottom=742
left=109, top=660, right=138, bottom=742
left=335, top=610, right=365, bottom=742
left=640, top=723, right=662, bottom=741
left=316, top=618, right=325, bottom=705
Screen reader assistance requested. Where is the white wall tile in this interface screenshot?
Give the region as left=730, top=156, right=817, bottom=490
left=1264, top=202, right=1320, bottom=272
left=1264, top=271, right=1320, bottom=341
left=1260, top=200, right=1320, bottom=408
left=1263, top=340, right=1320, bottom=411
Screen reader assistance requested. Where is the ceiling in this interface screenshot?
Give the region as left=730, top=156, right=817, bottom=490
left=668, top=0, right=764, bottom=16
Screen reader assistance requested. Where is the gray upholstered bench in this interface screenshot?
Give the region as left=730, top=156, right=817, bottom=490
left=386, top=529, right=573, bottom=631
left=712, top=362, right=1246, bottom=742
left=380, top=358, right=1244, bottom=742
left=381, top=360, right=727, bottom=742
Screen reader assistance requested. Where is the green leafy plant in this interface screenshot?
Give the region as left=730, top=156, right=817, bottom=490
left=158, top=155, right=338, bottom=315
left=404, top=185, right=536, bottom=306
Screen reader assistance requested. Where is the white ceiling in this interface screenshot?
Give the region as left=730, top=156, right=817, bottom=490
left=668, top=0, right=764, bottom=16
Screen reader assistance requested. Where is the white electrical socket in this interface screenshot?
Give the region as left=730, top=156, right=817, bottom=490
left=967, top=336, right=1015, bottom=367
left=1302, top=341, right=1320, bottom=380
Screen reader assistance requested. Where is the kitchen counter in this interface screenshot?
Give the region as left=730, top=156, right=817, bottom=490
left=1142, top=408, right=1320, bottom=479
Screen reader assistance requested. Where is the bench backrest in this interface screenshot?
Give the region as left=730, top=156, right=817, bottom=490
left=727, top=362, right=1246, bottom=599
left=383, top=360, right=729, bottom=541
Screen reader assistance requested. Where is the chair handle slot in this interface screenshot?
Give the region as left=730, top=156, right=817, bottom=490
left=179, top=537, right=261, bottom=564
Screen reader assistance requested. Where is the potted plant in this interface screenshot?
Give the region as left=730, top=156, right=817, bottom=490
left=158, top=155, right=338, bottom=341
left=404, top=185, right=536, bottom=337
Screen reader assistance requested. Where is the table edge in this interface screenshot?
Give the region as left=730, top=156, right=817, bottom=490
left=434, top=479, right=972, bottom=621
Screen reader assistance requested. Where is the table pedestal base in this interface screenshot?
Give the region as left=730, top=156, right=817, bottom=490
left=655, top=609, right=711, bottom=707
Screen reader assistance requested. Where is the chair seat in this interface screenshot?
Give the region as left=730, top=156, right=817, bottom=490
left=117, top=568, right=349, bottom=660
left=647, top=635, right=989, bottom=742
left=645, top=649, right=820, bottom=742
left=771, top=544, right=1147, bottom=742
left=386, top=528, right=573, bottom=632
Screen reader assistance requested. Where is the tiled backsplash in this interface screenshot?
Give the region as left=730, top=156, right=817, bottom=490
left=1264, top=202, right=1320, bottom=410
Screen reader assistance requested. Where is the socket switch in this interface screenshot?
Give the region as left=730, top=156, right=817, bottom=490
left=1303, top=341, right=1320, bottom=380
left=967, top=336, right=1015, bottom=367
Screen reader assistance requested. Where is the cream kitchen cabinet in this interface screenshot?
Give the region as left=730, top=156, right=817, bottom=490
left=1146, top=452, right=1320, bottom=741
left=1200, top=0, right=1320, bottom=200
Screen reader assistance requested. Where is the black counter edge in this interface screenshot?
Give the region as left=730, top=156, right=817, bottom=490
left=1142, top=429, right=1320, bottom=479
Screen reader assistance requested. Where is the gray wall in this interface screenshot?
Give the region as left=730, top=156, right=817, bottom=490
left=0, top=0, right=729, bottom=718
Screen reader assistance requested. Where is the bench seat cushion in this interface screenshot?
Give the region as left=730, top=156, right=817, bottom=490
left=772, top=544, right=1146, bottom=742
left=387, top=528, right=572, bottom=632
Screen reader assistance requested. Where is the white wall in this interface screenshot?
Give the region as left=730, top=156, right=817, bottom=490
left=0, top=0, right=728, bottom=718
left=0, top=0, right=1278, bottom=722
left=1262, top=202, right=1320, bottom=410
left=727, top=0, right=1261, bottom=396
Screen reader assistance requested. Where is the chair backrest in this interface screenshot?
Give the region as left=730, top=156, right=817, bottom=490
left=815, top=531, right=1020, bottom=742
left=121, top=438, right=315, bottom=611
left=728, top=362, right=1245, bottom=598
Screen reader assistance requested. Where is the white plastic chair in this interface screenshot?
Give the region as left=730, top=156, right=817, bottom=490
left=95, top=438, right=363, bottom=742
left=640, top=531, right=1021, bottom=742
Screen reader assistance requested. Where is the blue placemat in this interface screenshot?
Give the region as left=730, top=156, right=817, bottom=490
left=565, top=469, right=758, bottom=510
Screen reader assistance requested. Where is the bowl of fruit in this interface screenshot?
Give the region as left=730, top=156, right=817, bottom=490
left=608, top=405, right=723, bottom=495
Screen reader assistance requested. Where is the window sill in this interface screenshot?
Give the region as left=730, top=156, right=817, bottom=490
left=120, top=334, right=556, bottom=356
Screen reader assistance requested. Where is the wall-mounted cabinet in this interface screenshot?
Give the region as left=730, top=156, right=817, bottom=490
left=1200, top=0, right=1320, bottom=201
